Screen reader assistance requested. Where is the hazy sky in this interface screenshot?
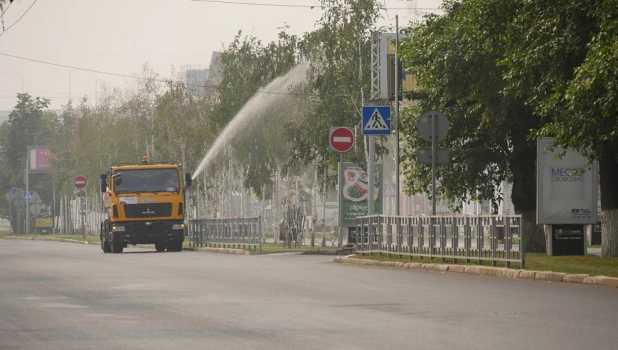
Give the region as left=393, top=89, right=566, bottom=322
left=0, top=0, right=442, bottom=111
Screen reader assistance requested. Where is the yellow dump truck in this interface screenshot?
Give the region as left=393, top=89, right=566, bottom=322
left=99, top=156, right=192, bottom=253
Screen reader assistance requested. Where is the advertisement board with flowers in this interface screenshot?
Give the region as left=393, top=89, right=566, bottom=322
left=340, top=163, right=383, bottom=227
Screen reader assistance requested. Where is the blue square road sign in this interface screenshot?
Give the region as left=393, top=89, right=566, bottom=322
left=362, top=106, right=391, bottom=135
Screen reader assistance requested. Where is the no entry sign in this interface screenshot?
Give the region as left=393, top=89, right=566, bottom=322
left=329, top=127, right=354, bottom=153
left=74, top=175, right=87, bottom=189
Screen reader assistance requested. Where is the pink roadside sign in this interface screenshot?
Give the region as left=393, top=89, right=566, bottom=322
left=30, top=148, right=52, bottom=170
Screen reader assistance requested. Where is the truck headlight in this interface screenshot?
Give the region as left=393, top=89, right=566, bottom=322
left=173, top=224, right=184, bottom=230
left=112, top=225, right=125, bottom=231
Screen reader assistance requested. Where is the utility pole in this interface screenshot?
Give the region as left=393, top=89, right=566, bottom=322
left=25, top=155, right=29, bottom=234
left=395, top=15, right=401, bottom=216
left=8, top=192, right=12, bottom=234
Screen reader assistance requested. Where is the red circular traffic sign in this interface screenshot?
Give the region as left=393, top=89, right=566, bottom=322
left=74, top=175, right=87, bottom=189
left=329, top=127, right=355, bottom=153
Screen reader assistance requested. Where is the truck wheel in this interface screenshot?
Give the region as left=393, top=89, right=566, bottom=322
left=102, top=237, right=112, bottom=253
left=155, top=242, right=165, bottom=252
left=167, top=240, right=182, bottom=252
left=112, top=241, right=124, bottom=253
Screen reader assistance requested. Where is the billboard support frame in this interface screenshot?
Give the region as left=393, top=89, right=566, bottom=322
left=25, top=146, right=52, bottom=235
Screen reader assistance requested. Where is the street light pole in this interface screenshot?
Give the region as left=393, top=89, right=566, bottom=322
left=395, top=15, right=400, bottom=217
left=25, top=154, right=29, bottom=235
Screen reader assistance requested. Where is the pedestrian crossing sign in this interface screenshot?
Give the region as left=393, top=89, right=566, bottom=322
left=362, top=106, right=391, bottom=135
left=384, top=183, right=396, bottom=197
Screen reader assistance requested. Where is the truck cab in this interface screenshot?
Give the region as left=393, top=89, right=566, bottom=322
left=99, top=156, right=192, bottom=253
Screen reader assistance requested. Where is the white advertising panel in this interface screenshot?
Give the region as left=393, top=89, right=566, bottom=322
left=537, top=138, right=598, bottom=224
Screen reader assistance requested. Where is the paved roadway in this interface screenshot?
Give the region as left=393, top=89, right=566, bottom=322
left=1, top=239, right=617, bottom=350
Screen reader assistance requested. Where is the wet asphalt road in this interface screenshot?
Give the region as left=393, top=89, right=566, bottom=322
left=1, top=239, right=617, bottom=350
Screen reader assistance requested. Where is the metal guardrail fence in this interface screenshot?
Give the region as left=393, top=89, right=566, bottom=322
left=187, top=217, right=262, bottom=253
left=355, top=215, right=525, bottom=268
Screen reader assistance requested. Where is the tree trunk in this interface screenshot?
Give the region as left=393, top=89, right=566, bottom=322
left=520, top=210, right=546, bottom=253
left=510, top=137, right=546, bottom=253
left=508, top=105, right=546, bottom=252
left=601, top=209, right=618, bottom=257
left=600, top=148, right=618, bottom=257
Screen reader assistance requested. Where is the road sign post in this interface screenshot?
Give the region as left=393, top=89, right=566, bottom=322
left=25, top=157, right=29, bottom=234
left=417, top=148, right=450, bottom=164
left=432, top=113, right=437, bottom=215
left=73, top=176, right=87, bottom=239
left=74, top=176, right=87, bottom=190
left=329, top=127, right=355, bottom=153
left=330, top=127, right=354, bottom=248
left=362, top=105, right=391, bottom=219
left=417, top=110, right=449, bottom=215
left=8, top=193, right=12, bottom=234
left=9, top=188, right=21, bottom=234
left=395, top=15, right=400, bottom=217
left=362, top=106, right=391, bottom=135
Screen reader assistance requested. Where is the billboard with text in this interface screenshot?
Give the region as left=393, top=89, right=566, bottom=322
left=29, top=148, right=52, bottom=170
left=537, top=138, right=598, bottom=224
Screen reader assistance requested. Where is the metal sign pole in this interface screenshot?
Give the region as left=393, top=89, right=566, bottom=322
left=338, top=152, right=344, bottom=248
left=52, top=185, right=56, bottom=233
left=395, top=14, right=400, bottom=217
left=330, top=127, right=355, bottom=248
left=366, top=101, right=378, bottom=218
left=431, top=114, right=437, bottom=215
left=8, top=197, right=12, bottom=235
left=82, top=191, right=86, bottom=240
left=368, top=136, right=375, bottom=216
left=25, top=155, right=29, bottom=235
left=17, top=194, right=20, bottom=234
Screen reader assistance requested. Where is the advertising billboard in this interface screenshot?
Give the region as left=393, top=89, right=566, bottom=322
left=35, top=202, right=54, bottom=228
left=340, top=163, right=383, bottom=227
left=537, top=138, right=598, bottom=224
left=29, top=148, right=52, bottom=170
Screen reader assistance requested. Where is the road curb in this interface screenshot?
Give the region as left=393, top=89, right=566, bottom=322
left=183, top=247, right=249, bottom=255
left=332, top=256, right=618, bottom=289
left=2, top=236, right=91, bottom=244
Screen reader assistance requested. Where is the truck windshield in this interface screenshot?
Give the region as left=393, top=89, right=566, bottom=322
left=113, top=168, right=180, bottom=193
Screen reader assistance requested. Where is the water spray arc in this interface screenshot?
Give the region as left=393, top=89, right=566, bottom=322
left=192, top=63, right=310, bottom=179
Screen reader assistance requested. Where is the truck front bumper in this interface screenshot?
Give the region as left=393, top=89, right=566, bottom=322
left=110, top=220, right=185, bottom=245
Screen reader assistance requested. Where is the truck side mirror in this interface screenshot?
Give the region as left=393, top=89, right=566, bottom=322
left=99, top=173, right=108, bottom=193
left=185, top=173, right=192, bottom=187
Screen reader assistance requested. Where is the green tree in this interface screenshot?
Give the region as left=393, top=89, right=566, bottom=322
left=207, top=29, right=302, bottom=199
left=287, top=0, right=385, bottom=189
left=499, top=0, right=618, bottom=257
left=152, top=80, right=209, bottom=172
left=49, top=100, right=78, bottom=197
left=399, top=0, right=547, bottom=252
left=0, top=94, right=51, bottom=231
